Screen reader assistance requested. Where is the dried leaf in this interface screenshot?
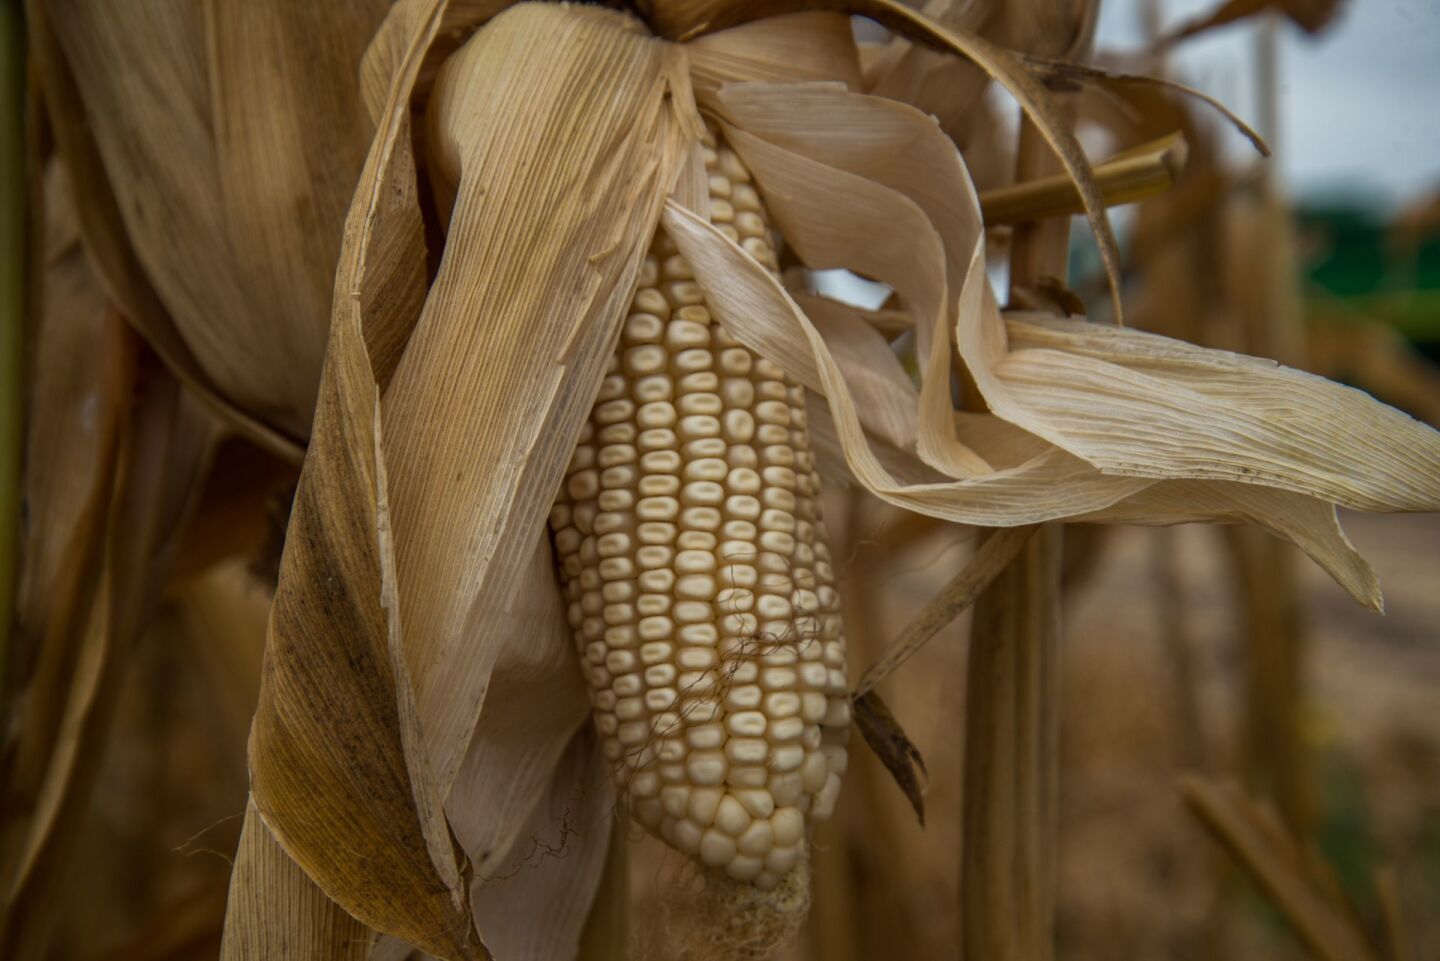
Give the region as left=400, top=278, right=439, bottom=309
left=470, top=729, right=614, bottom=961
left=664, top=199, right=1155, bottom=524
left=247, top=284, right=478, bottom=959
left=687, top=78, right=1410, bottom=605
left=686, top=11, right=862, bottom=101
left=853, top=690, right=928, bottom=824
left=3, top=376, right=216, bottom=957
left=241, top=2, right=480, bottom=954
left=979, top=0, right=1097, bottom=58
left=9, top=178, right=129, bottom=797
left=205, top=0, right=393, bottom=420
left=862, top=0, right=1124, bottom=324
left=445, top=537, right=590, bottom=879
left=41, top=0, right=385, bottom=439
left=791, top=292, right=919, bottom=449
left=992, top=313, right=1440, bottom=512
left=220, top=802, right=374, bottom=961
left=1081, top=481, right=1380, bottom=610
left=25, top=1, right=301, bottom=462
left=865, top=40, right=991, bottom=146
left=1021, top=56, right=1269, bottom=157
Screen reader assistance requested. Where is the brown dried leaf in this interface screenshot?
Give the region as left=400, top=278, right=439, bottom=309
left=1159, top=0, right=1344, bottom=47
left=241, top=5, right=694, bottom=956
left=1021, top=56, right=1269, bottom=157
left=994, top=313, right=1440, bottom=513
left=25, top=1, right=302, bottom=463
left=3, top=376, right=217, bottom=957
left=861, top=0, right=1124, bottom=324
left=219, top=802, right=374, bottom=961
left=469, top=729, right=614, bottom=961
left=853, top=690, right=928, bottom=824
left=240, top=2, right=479, bottom=956
left=686, top=11, right=862, bottom=102
left=446, top=537, right=589, bottom=879
left=9, top=175, right=129, bottom=798
left=40, top=0, right=386, bottom=439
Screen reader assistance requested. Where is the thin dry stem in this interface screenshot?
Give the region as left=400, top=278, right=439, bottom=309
left=980, top=132, right=1187, bottom=227
left=855, top=524, right=1036, bottom=696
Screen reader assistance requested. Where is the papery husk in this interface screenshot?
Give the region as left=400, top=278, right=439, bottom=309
left=239, top=3, right=696, bottom=956
left=382, top=2, right=694, bottom=804
left=666, top=199, right=1153, bottom=523
left=670, top=79, right=1434, bottom=607
left=686, top=11, right=862, bottom=99
left=36, top=0, right=388, bottom=441
left=640, top=0, right=1126, bottom=321
left=221, top=801, right=374, bottom=961
left=445, top=537, right=589, bottom=879
left=993, top=313, right=1440, bottom=512
left=469, top=729, right=614, bottom=961
left=980, top=0, right=1096, bottom=58
left=239, top=1, right=476, bottom=956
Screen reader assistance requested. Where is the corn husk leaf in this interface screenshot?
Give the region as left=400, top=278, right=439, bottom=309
left=975, top=0, right=1098, bottom=58
left=240, top=4, right=695, bottom=955
left=686, top=11, right=862, bottom=100
left=445, top=537, right=590, bottom=879
left=664, top=200, right=1153, bottom=523
left=240, top=1, right=477, bottom=955
left=791, top=291, right=919, bottom=449
left=675, top=78, right=1427, bottom=605
left=641, top=0, right=1124, bottom=319
left=38, top=0, right=387, bottom=440
left=381, top=4, right=693, bottom=803
left=1082, top=481, right=1379, bottom=607
left=990, top=313, right=1440, bottom=512
left=220, top=802, right=374, bottom=961
left=469, top=729, right=614, bottom=961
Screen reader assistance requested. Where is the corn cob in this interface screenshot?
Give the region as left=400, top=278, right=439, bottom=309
left=548, top=125, right=849, bottom=890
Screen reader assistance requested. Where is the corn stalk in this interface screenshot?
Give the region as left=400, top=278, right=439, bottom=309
left=960, top=104, right=1075, bottom=961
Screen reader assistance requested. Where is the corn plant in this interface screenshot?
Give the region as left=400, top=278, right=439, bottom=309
left=3, top=1, right=1438, bottom=959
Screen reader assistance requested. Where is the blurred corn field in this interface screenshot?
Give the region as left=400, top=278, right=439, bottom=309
left=2, top=1, right=1438, bottom=960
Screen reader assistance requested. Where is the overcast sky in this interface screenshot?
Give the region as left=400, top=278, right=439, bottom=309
left=1094, top=0, right=1440, bottom=209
